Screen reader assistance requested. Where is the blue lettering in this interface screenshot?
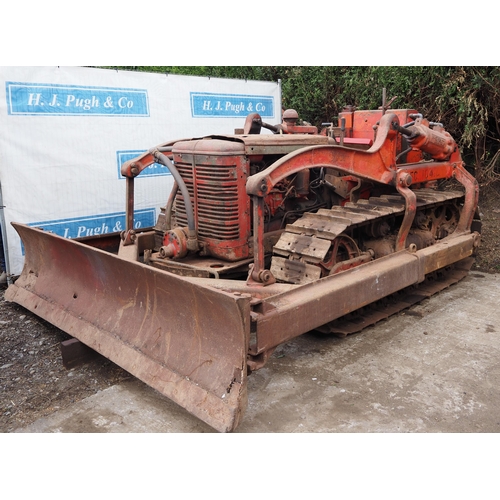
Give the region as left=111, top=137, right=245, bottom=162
left=191, top=92, right=274, bottom=118
left=6, top=82, right=149, bottom=116
left=27, top=210, right=155, bottom=241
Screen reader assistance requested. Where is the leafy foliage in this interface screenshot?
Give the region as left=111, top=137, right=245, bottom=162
left=100, top=66, right=500, bottom=185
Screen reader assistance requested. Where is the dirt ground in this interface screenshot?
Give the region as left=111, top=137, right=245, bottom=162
left=1, top=185, right=499, bottom=433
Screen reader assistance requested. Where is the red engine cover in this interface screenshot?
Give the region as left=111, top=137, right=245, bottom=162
left=172, top=139, right=251, bottom=262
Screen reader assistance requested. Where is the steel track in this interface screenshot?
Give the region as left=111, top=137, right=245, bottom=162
left=269, top=188, right=473, bottom=335
left=271, top=188, right=465, bottom=284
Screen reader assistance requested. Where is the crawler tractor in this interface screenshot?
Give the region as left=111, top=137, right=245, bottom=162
left=6, top=100, right=481, bottom=432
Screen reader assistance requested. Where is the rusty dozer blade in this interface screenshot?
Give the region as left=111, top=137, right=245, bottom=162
left=5, top=223, right=250, bottom=432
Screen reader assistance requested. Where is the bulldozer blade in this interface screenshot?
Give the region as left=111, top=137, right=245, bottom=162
left=5, top=223, right=251, bottom=432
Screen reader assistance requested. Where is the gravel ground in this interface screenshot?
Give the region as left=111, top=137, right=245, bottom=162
left=1, top=185, right=499, bottom=432
left=0, top=293, right=131, bottom=432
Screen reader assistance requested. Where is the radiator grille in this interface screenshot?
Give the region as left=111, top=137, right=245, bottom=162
left=173, top=158, right=245, bottom=241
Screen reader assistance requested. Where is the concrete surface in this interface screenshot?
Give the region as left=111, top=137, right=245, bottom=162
left=15, top=271, right=500, bottom=433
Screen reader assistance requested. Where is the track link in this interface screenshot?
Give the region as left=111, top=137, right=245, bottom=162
left=271, top=188, right=465, bottom=284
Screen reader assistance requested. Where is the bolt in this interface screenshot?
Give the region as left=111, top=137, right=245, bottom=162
left=260, top=270, right=272, bottom=283
left=399, top=173, right=412, bottom=187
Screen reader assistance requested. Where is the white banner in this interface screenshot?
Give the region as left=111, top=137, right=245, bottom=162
left=0, top=66, right=281, bottom=275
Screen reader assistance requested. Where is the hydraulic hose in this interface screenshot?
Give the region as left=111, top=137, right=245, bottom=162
left=152, top=148, right=198, bottom=250
left=165, top=181, right=178, bottom=231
